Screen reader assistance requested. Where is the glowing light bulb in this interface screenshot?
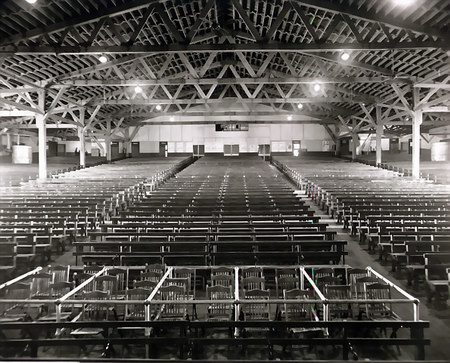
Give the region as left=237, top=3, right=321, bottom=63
left=341, top=52, right=350, bottom=61
left=134, top=86, right=142, bottom=93
left=297, top=103, right=303, bottom=110
left=287, top=115, right=293, bottom=121
left=313, top=83, right=321, bottom=92
left=98, top=55, right=108, bottom=63
left=155, top=104, right=162, bottom=111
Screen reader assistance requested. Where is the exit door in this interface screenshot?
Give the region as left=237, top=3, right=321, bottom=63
left=111, top=142, right=120, bottom=159
left=292, top=140, right=301, bottom=157
left=159, top=142, right=168, bottom=157
left=131, top=142, right=140, bottom=157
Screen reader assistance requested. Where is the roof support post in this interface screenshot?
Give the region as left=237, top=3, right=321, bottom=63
left=412, top=88, right=422, bottom=179
left=6, top=132, right=11, bottom=150
left=412, top=110, right=422, bottom=179
left=334, top=125, right=341, bottom=156
left=78, top=108, right=86, bottom=168
left=350, top=119, right=360, bottom=161
left=351, top=132, right=360, bottom=161
left=106, top=120, right=112, bottom=163
left=123, top=127, right=131, bottom=157
left=376, top=105, right=383, bottom=166
left=36, top=91, right=46, bottom=180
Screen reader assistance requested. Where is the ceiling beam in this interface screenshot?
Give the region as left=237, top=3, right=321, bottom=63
left=54, top=76, right=410, bottom=87
left=88, top=97, right=373, bottom=106
left=0, top=40, right=447, bottom=55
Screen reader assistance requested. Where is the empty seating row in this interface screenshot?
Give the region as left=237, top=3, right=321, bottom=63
left=274, top=155, right=450, bottom=306
left=0, top=157, right=193, bottom=281
left=80, top=156, right=345, bottom=267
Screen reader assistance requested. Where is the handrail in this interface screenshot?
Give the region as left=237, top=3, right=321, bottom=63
left=0, top=266, right=42, bottom=291
left=59, top=267, right=107, bottom=302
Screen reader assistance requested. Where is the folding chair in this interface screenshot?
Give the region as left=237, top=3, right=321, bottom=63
left=283, top=288, right=324, bottom=353
left=241, top=289, right=271, bottom=322
left=38, top=281, right=74, bottom=322
left=49, top=265, right=70, bottom=283
left=207, top=285, right=233, bottom=321
left=325, top=285, right=352, bottom=320
left=70, top=290, right=113, bottom=357
left=0, top=282, right=32, bottom=322
left=107, top=267, right=128, bottom=294
left=74, top=273, right=95, bottom=293
left=31, top=272, right=53, bottom=298
left=365, top=283, right=397, bottom=320
left=95, top=275, right=118, bottom=297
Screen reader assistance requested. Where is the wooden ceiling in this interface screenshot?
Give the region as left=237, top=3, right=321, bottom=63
left=0, top=0, right=448, bottom=139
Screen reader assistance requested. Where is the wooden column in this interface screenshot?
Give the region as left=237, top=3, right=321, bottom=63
left=36, top=115, right=47, bottom=179
left=37, top=91, right=46, bottom=179
left=376, top=106, right=383, bottom=166
left=78, top=109, right=86, bottom=167
left=351, top=133, right=359, bottom=161
left=124, top=127, right=131, bottom=157
left=334, top=125, right=341, bottom=156
left=412, top=110, right=422, bottom=179
left=106, top=120, right=112, bottom=162
left=6, top=133, right=11, bottom=150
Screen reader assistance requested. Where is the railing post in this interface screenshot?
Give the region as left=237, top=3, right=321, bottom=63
left=411, top=325, right=425, bottom=360
left=342, top=324, right=349, bottom=360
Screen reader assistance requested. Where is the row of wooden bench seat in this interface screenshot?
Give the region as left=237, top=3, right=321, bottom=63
left=0, top=157, right=194, bottom=281
left=81, top=157, right=344, bottom=268
left=76, top=239, right=346, bottom=266
left=273, top=156, right=450, bottom=306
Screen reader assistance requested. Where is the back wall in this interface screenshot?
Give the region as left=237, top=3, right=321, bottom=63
left=131, top=124, right=334, bottom=154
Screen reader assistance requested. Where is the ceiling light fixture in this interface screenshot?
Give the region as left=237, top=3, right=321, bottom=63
left=297, top=103, right=303, bottom=110
left=340, top=52, right=350, bottom=61
left=25, top=0, right=37, bottom=4
left=155, top=104, right=162, bottom=111
left=287, top=115, right=293, bottom=121
left=98, top=55, right=108, bottom=63
left=134, top=86, right=142, bottom=93
left=313, top=83, right=321, bottom=92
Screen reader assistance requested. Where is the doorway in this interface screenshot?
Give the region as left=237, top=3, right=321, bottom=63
left=132, top=142, right=140, bottom=157
left=159, top=142, right=168, bottom=157
left=193, top=145, right=205, bottom=157
left=292, top=140, right=301, bottom=157
left=224, top=144, right=239, bottom=156
left=111, top=142, right=120, bottom=159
